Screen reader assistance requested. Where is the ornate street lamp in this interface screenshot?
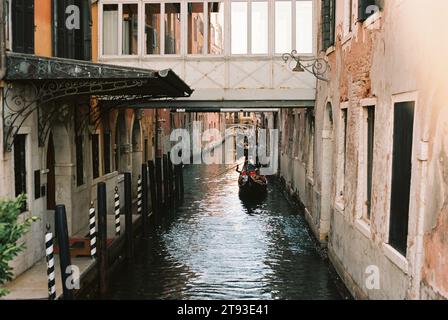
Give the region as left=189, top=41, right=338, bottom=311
left=282, top=50, right=330, bottom=82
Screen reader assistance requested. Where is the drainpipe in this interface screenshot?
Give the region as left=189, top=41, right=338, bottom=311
left=0, top=0, right=6, bottom=80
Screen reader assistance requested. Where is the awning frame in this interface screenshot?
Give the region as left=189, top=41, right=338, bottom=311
left=2, top=52, right=192, bottom=152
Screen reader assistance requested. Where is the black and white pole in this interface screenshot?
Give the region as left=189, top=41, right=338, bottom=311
left=114, top=186, right=121, bottom=236
left=137, top=175, right=142, bottom=216
left=45, top=228, right=56, bottom=300
left=89, top=201, right=97, bottom=259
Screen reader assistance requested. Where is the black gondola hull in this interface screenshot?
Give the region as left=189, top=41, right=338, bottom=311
left=238, top=176, right=267, bottom=197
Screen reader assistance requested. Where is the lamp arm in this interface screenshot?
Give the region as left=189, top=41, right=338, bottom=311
left=282, top=50, right=330, bottom=82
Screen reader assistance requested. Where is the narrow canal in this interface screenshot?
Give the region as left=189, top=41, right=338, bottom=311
left=108, top=164, right=346, bottom=300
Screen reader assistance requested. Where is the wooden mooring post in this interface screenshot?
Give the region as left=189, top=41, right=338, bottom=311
left=97, top=182, right=108, bottom=296
left=163, top=154, right=169, bottom=211
left=148, top=160, right=157, bottom=218
left=54, top=205, right=74, bottom=300
left=155, top=157, right=163, bottom=214
left=141, top=163, right=149, bottom=238
left=124, top=173, right=134, bottom=259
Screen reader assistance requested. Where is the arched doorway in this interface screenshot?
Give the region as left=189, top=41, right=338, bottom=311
left=115, top=112, right=128, bottom=173
left=320, top=102, right=334, bottom=242
left=46, top=123, right=73, bottom=230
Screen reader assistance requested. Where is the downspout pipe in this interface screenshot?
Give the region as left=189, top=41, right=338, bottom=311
left=0, top=0, right=6, bottom=80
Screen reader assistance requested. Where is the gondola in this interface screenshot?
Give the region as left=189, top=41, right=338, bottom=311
left=237, top=162, right=267, bottom=197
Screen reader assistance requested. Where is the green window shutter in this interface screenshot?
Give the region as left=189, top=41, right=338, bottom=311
left=80, top=0, right=92, bottom=61
left=329, top=0, right=336, bottom=47
left=12, top=0, right=35, bottom=54
left=321, top=0, right=330, bottom=50
left=321, top=0, right=336, bottom=51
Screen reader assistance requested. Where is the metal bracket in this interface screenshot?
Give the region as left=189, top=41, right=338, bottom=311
left=2, top=78, right=148, bottom=152
left=282, top=50, right=330, bottom=82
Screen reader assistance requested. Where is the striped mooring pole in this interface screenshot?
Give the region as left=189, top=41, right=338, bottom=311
left=114, top=186, right=121, bottom=236
left=137, top=175, right=142, bottom=215
left=89, top=201, right=97, bottom=259
left=45, top=228, right=56, bottom=300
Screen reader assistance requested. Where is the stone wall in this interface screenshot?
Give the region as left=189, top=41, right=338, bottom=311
left=276, top=0, right=448, bottom=299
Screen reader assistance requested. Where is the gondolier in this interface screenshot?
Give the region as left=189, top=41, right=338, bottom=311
left=237, top=162, right=267, bottom=198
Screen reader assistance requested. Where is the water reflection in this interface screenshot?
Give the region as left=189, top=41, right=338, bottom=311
left=108, top=164, right=344, bottom=300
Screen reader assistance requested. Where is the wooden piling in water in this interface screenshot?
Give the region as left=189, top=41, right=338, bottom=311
left=175, top=164, right=181, bottom=203
left=163, top=154, right=169, bottom=211
left=148, top=160, right=157, bottom=218
left=97, top=182, right=108, bottom=296
left=179, top=163, right=184, bottom=201
left=141, top=163, right=149, bottom=238
left=54, top=205, right=74, bottom=300
left=155, top=157, right=163, bottom=214
left=167, top=153, right=175, bottom=213
left=124, top=173, right=133, bottom=259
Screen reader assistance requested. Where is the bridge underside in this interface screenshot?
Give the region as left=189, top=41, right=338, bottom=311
left=118, top=99, right=315, bottom=110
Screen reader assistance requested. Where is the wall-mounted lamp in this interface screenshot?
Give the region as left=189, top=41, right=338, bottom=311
left=282, top=50, right=330, bottom=82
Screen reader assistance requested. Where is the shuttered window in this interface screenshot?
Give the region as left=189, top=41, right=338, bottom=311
left=53, top=0, right=91, bottom=60
left=103, top=132, right=112, bottom=175
left=92, top=134, right=100, bottom=179
left=389, top=101, right=415, bottom=256
left=12, top=0, right=35, bottom=54
left=14, top=135, right=27, bottom=212
left=14, top=134, right=27, bottom=197
left=321, top=0, right=336, bottom=51
left=365, top=106, right=375, bottom=221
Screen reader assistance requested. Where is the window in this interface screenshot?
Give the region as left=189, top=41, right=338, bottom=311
left=92, top=134, right=100, bottom=179
left=103, top=4, right=119, bottom=55
left=389, top=101, right=415, bottom=256
left=34, top=170, right=41, bottom=200
left=251, top=1, right=268, bottom=54
left=307, top=112, right=315, bottom=178
left=5, top=0, right=11, bottom=50
left=53, top=0, right=92, bottom=60
left=231, top=2, right=247, bottom=54
left=14, top=134, right=27, bottom=197
left=145, top=3, right=161, bottom=54
left=104, top=131, right=112, bottom=175
left=188, top=2, right=205, bottom=54
left=208, top=2, right=224, bottom=54
left=363, top=106, right=375, bottom=221
left=321, top=0, right=336, bottom=51
left=275, top=1, right=292, bottom=53
left=12, top=0, right=34, bottom=54
left=296, top=1, right=313, bottom=53
left=165, top=3, right=181, bottom=54
left=336, top=107, right=348, bottom=207
left=122, top=4, right=139, bottom=55
left=75, top=135, right=84, bottom=186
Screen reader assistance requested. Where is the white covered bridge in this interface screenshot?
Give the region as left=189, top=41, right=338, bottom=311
left=98, top=0, right=318, bottom=109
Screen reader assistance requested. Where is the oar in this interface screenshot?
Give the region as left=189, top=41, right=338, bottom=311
left=206, top=163, right=245, bottom=180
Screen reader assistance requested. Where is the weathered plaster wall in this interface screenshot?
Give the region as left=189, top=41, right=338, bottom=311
left=34, top=0, right=52, bottom=57
left=318, top=0, right=448, bottom=299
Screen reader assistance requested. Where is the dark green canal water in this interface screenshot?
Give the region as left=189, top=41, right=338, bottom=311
left=108, top=164, right=346, bottom=300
